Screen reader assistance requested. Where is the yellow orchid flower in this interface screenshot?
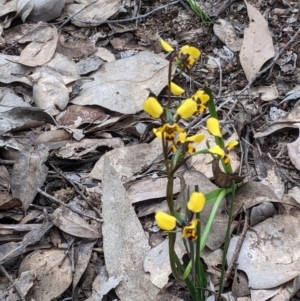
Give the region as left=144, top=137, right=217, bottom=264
left=208, top=145, right=225, bottom=157
left=187, top=192, right=206, bottom=213
left=181, top=220, right=199, bottom=241
left=169, top=82, right=185, bottom=95
left=143, top=97, right=163, bottom=118
left=172, top=132, right=205, bottom=153
left=176, top=98, right=197, bottom=119
left=206, top=117, right=222, bottom=137
left=153, top=123, right=185, bottom=141
left=160, top=39, right=174, bottom=52
left=155, top=212, right=176, bottom=231
left=178, top=45, right=201, bottom=68
left=192, top=90, right=210, bottom=104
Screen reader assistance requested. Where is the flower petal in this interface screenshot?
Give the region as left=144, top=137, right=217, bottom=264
left=176, top=98, right=197, bottom=119
left=169, top=82, right=185, bottom=95
left=187, top=192, right=206, bottom=213
left=209, top=145, right=225, bottom=157
left=155, top=212, right=176, bottom=231
left=226, top=140, right=239, bottom=150
left=186, top=133, right=205, bottom=143
left=160, top=39, right=174, bottom=52
left=193, top=90, right=210, bottom=104
left=143, top=97, right=163, bottom=118
left=180, top=45, right=201, bottom=59
left=206, top=117, right=222, bottom=137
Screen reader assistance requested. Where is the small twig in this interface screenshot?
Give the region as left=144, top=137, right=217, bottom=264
left=73, top=0, right=180, bottom=25
left=57, top=0, right=99, bottom=30
left=50, top=163, right=102, bottom=218
left=37, top=188, right=102, bottom=223
left=223, top=208, right=249, bottom=286
left=0, top=265, right=26, bottom=301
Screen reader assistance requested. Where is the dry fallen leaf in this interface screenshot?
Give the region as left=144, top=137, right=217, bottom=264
left=50, top=207, right=101, bottom=239
left=102, top=156, right=159, bottom=300
left=17, top=0, right=66, bottom=22
left=287, top=123, right=300, bottom=171
left=213, top=18, right=242, bottom=52
left=227, top=214, right=300, bottom=289
left=240, top=0, right=275, bottom=81
left=29, top=66, right=69, bottom=115
left=88, top=139, right=161, bottom=181
left=18, top=249, right=72, bottom=301
left=71, top=51, right=169, bottom=114
left=18, top=25, right=58, bottom=67
left=61, top=0, right=120, bottom=27
left=254, top=106, right=300, bottom=138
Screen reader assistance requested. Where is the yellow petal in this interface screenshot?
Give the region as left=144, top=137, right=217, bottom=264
left=177, top=132, right=187, bottom=143
left=226, top=140, right=239, bottom=150
left=193, top=90, right=210, bottom=104
left=186, top=133, right=205, bottom=143
left=180, top=45, right=201, bottom=59
left=143, top=97, right=163, bottom=118
left=208, top=145, right=225, bottom=157
left=153, top=128, right=162, bottom=139
left=155, top=212, right=176, bottom=231
left=176, top=98, right=197, bottom=119
left=206, top=117, right=222, bottom=137
left=160, top=39, right=174, bottom=52
left=169, top=82, right=185, bottom=95
left=187, top=192, right=206, bottom=213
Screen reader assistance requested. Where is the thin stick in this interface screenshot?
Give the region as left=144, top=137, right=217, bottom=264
left=73, top=0, right=180, bottom=25
left=223, top=208, right=249, bottom=285
left=57, top=0, right=99, bottom=30
left=50, top=163, right=102, bottom=218
left=0, top=265, right=26, bottom=301
left=37, top=188, right=102, bottom=223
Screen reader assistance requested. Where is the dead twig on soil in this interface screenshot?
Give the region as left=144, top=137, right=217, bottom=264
left=57, top=0, right=99, bottom=30
left=0, top=265, right=26, bottom=301
left=222, top=208, right=249, bottom=288
left=72, top=0, right=180, bottom=27
left=50, top=163, right=102, bottom=218
left=211, top=0, right=239, bottom=18
left=37, top=188, right=103, bottom=223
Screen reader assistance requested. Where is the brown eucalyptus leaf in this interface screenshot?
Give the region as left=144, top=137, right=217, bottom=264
left=0, top=54, right=32, bottom=85
left=17, top=0, right=66, bottom=22
left=0, top=193, right=22, bottom=210
left=30, top=66, right=69, bottom=115
left=0, top=0, right=18, bottom=18
left=11, top=144, right=49, bottom=212
left=240, top=0, right=275, bottom=81
left=61, top=0, right=119, bottom=27
left=18, top=249, right=72, bottom=301
left=287, top=123, right=300, bottom=171
left=213, top=18, right=242, bottom=52
left=50, top=207, right=101, bottom=239
left=18, top=25, right=58, bottom=67
left=0, top=107, right=55, bottom=136
left=102, top=156, right=159, bottom=300
left=212, top=159, right=245, bottom=188
left=73, top=240, right=97, bottom=292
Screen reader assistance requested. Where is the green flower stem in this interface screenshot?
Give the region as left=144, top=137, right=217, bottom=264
left=182, top=188, right=227, bottom=278
left=168, top=232, right=186, bottom=281
left=218, top=182, right=236, bottom=299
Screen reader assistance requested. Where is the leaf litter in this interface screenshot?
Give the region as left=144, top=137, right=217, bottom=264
left=0, top=0, right=300, bottom=300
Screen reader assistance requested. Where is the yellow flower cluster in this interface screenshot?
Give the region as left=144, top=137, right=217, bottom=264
left=155, top=192, right=206, bottom=241
left=160, top=39, right=201, bottom=70
left=206, top=117, right=238, bottom=165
